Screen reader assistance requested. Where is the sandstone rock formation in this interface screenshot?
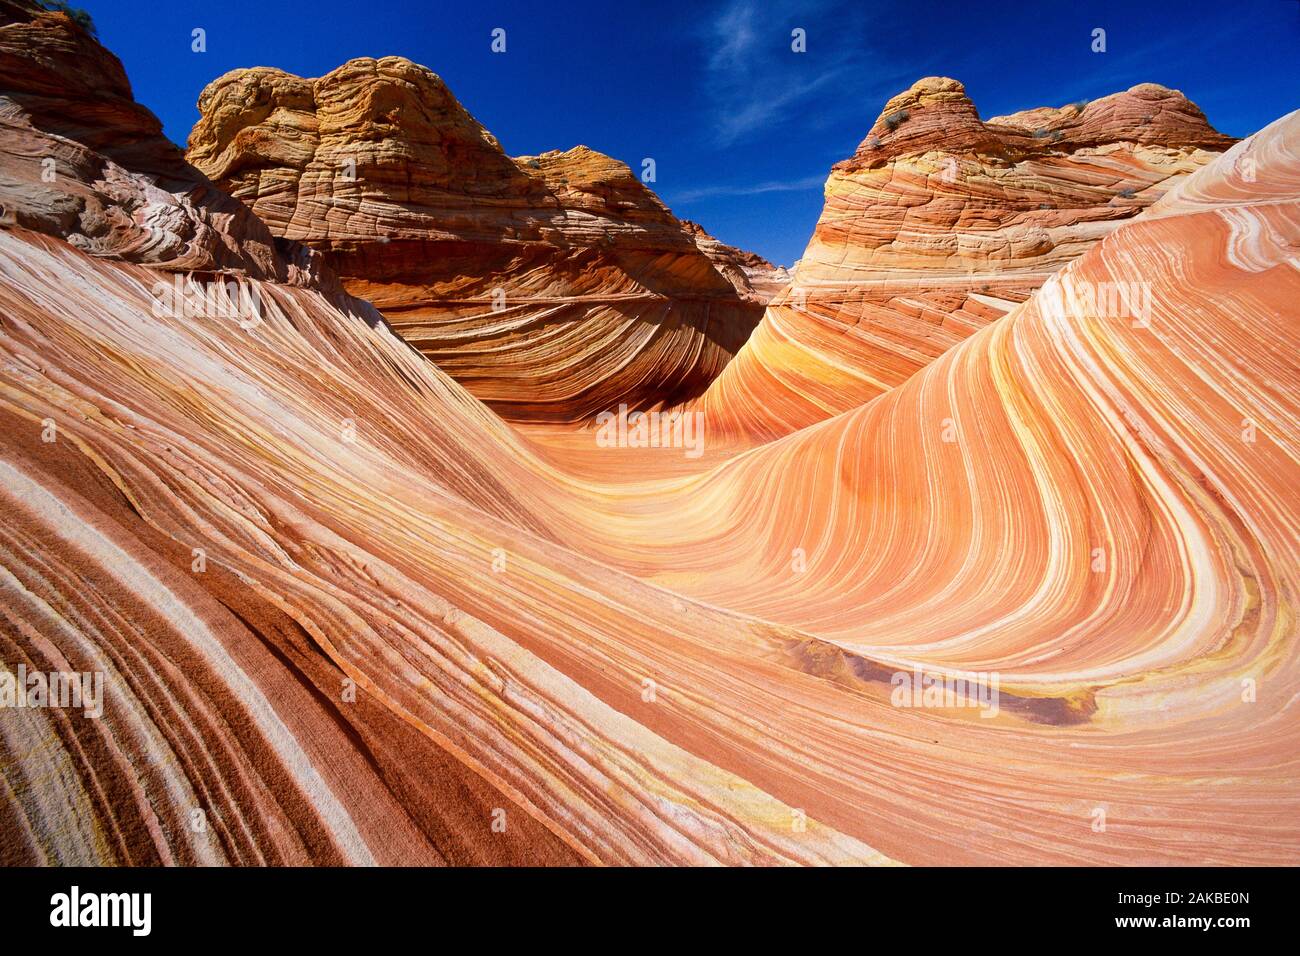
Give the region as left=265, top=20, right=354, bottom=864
left=0, top=0, right=327, bottom=285
left=0, top=0, right=579, bottom=866
left=695, top=76, right=1236, bottom=441
left=5, top=108, right=1298, bottom=865
left=679, top=219, right=790, bottom=302
left=3, top=7, right=1299, bottom=867
left=185, top=59, right=770, bottom=422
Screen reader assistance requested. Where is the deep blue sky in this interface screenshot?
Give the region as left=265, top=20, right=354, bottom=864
left=79, top=0, right=1299, bottom=266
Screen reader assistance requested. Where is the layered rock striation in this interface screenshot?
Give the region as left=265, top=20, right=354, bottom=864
left=0, top=0, right=326, bottom=284
left=2, top=6, right=1298, bottom=868
left=680, top=219, right=791, bottom=302
left=695, top=76, right=1236, bottom=441
left=186, top=59, right=778, bottom=422
left=5, top=105, right=1297, bottom=866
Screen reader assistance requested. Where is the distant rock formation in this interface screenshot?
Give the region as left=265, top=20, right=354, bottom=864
left=679, top=219, right=791, bottom=303
left=696, top=76, right=1235, bottom=441
left=186, top=58, right=771, bottom=422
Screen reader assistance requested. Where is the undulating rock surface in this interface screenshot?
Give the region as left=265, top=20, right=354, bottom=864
left=185, top=59, right=772, bottom=422
left=2, top=6, right=1298, bottom=866
left=696, top=77, right=1237, bottom=441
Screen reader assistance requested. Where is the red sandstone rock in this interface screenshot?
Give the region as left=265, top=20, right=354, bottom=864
left=3, top=6, right=1299, bottom=870
left=3, top=112, right=1298, bottom=865
left=679, top=219, right=790, bottom=303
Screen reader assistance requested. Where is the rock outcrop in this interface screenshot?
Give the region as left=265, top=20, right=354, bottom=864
left=5, top=107, right=1298, bottom=865
left=695, top=77, right=1236, bottom=441
left=185, top=59, right=767, bottom=422
left=679, top=219, right=791, bottom=302
left=0, top=0, right=325, bottom=284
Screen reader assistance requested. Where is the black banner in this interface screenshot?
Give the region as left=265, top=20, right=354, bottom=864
left=0, top=866, right=1281, bottom=942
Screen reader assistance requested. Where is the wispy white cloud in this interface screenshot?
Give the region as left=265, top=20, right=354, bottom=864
left=666, top=174, right=827, bottom=204
left=707, top=0, right=762, bottom=77
left=695, top=0, right=923, bottom=147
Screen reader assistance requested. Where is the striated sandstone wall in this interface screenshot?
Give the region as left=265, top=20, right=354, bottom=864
left=695, top=76, right=1236, bottom=441
left=186, top=58, right=782, bottom=422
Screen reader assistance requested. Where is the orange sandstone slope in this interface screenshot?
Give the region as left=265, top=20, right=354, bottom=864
left=0, top=4, right=587, bottom=866
left=0, top=7, right=873, bottom=866
left=429, top=115, right=1300, bottom=863
left=695, top=76, right=1236, bottom=442
left=3, top=108, right=1297, bottom=866
left=184, top=59, right=778, bottom=423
